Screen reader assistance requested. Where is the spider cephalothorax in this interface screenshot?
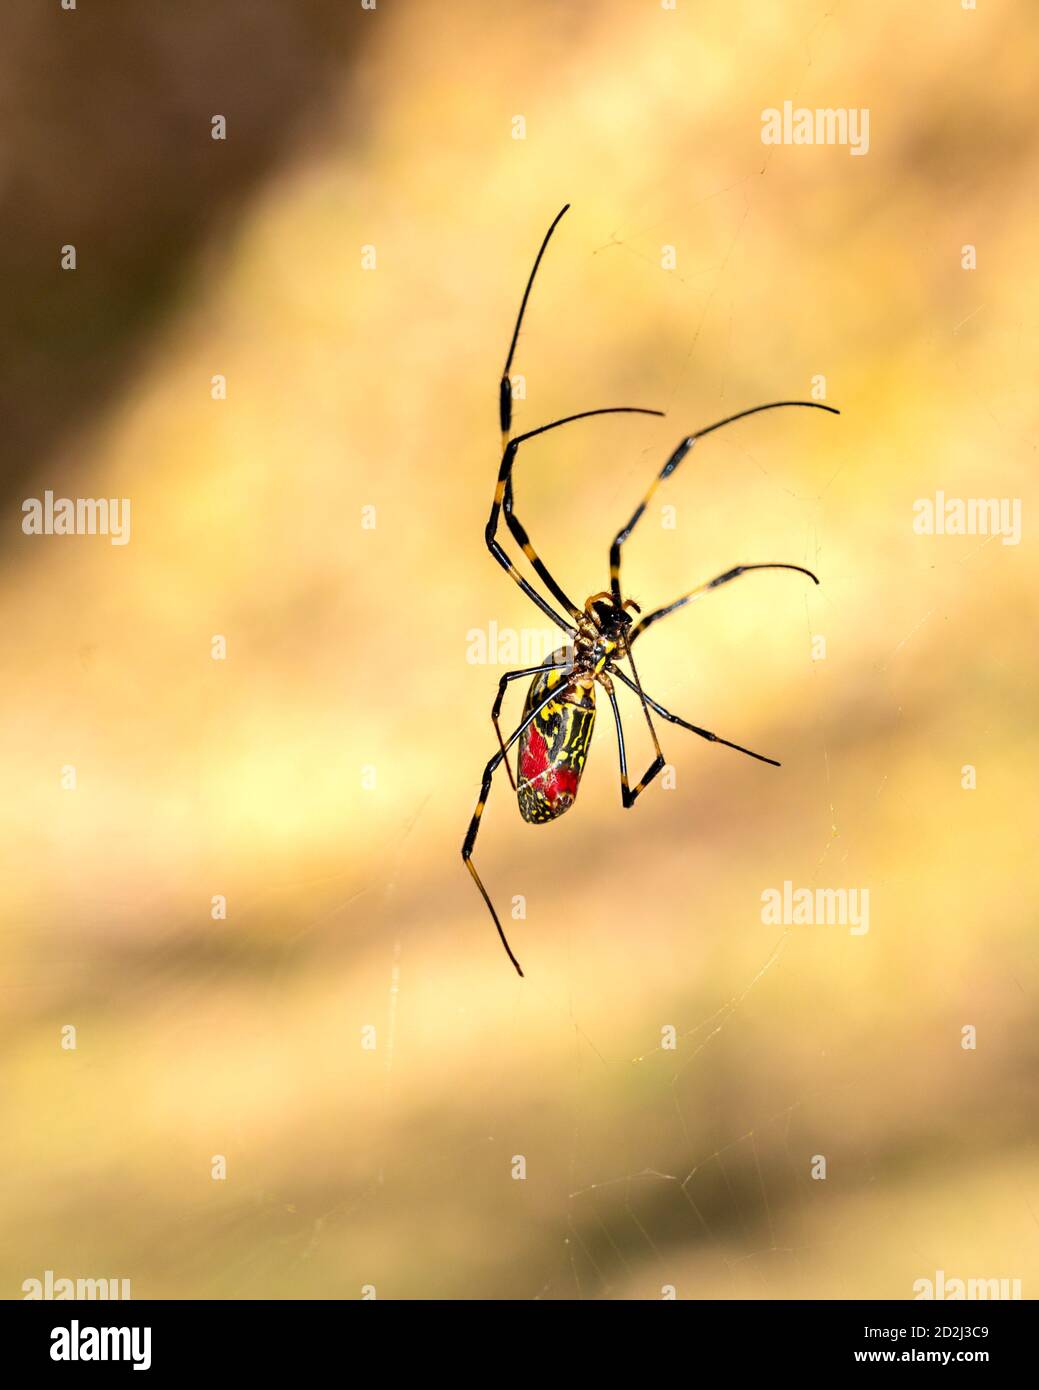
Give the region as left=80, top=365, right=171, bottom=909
left=462, top=204, right=840, bottom=976
left=575, top=592, right=638, bottom=673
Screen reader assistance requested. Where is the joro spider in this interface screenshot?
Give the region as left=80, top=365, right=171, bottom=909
left=463, top=205, right=839, bottom=976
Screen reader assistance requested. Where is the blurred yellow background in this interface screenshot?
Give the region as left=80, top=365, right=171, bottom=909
left=2, top=0, right=1036, bottom=1299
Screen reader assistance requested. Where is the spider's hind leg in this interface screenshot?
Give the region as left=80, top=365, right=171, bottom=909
left=463, top=679, right=567, bottom=976
left=611, top=669, right=780, bottom=767
left=598, top=671, right=666, bottom=809
left=491, top=659, right=569, bottom=792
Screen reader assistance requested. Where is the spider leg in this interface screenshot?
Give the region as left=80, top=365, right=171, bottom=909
left=500, top=474, right=583, bottom=622
left=462, top=679, right=569, bottom=976
left=611, top=667, right=780, bottom=767
left=487, top=408, right=663, bottom=632
left=630, top=562, right=819, bottom=643
left=491, top=659, right=571, bottom=791
left=599, top=671, right=666, bottom=808
left=500, top=204, right=570, bottom=445
left=494, top=207, right=662, bottom=629
left=608, top=401, right=839, bottom=604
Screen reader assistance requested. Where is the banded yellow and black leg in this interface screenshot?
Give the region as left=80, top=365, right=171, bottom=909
left=608, top=401, right=840, bottom=606
left=612, top=668, right=780, bottom=766
left=502, top=475, right=583, bottom=622
left=462, top=680, right=569, bottom=976
left=486, top=407, right=663, bottom=635
left=630, top=562, right=819, bottom=643
left=484, top=473, right=577, bottom=635
left=490, top=659, right=570, bottom=792
left=499, top=204, right=571, bottom=447
left=599, top=672, right=666, bottom=809
left=621, top=634, right=665, bottom=764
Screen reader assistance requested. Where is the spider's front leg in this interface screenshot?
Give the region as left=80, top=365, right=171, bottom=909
left=629, top=562, right=819, bottom=643
left=485, top=408, right=663, bottom=636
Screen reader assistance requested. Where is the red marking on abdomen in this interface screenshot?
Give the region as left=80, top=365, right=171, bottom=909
left=519, top=725, right=549, bottom=785
left=519, top=725, right=580, bottom=807
left=545, top=764, right=579, bottom=802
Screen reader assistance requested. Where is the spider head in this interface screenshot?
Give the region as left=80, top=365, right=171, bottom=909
left=584, top=593, right=640, bottom=662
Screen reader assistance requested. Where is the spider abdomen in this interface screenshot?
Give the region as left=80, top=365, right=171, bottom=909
left=517, top=660, right=596, bottom=824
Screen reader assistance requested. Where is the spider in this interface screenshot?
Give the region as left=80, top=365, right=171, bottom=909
left=462, top=205, right=839, bottom=976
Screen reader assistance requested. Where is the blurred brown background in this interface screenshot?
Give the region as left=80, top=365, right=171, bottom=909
left=2, top=0, right=1036, bottom=1299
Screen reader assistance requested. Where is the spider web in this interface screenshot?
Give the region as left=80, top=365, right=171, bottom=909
left=348, top=215, right=900, bottom=1309
left=13, top=0, right=1033, bottom=1314
left=197, top=0, right=1021, bottom=1303
left=537, top=478, right=856, bottom=1302
left=227, top=234, right=977, bottom=1313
